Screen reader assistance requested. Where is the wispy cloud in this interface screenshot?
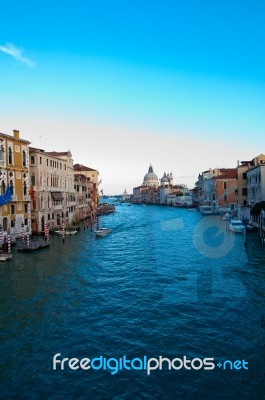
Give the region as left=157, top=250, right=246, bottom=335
left=0, top=42, right=35, bottom=67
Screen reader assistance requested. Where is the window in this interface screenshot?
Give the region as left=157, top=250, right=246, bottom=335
left=11, top=204, right=15, bottom=214
left=10, top=180, right=14, bottom=195
left=242, top=188, right=248, bottom=196
left=24, top=218, right=28, bottom=226
left=48, top=214, right=50, bottom=220
left=224, top=193, right=227, bottom=201
left=22, top=150, right=26, bottom=166
left=0, top=145, right=5, bottom=161
left=11, top=220, right=15, bottom=227
left=30, top=155, right=35, bottom=165
left=8, top=147, right=13, bottom=164
left=31, top=173, right=35, bottom=186
left=224, top=181, right=227, bottom=190
left=3, top=217, right=7, bottom=231
left=243, top=172, right=247, bottom=180
left=40, top=156, right=42, bottom=164
left=23, top=182, right=27, bottom=196
left=47, top=159, right=49, bottom=166
left=1, top=181, right=5, bottom=195
left=24, top=204, right=28, bottom=213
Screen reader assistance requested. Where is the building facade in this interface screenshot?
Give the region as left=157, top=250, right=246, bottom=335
left=29, top=148, right=76, bottom=233
left=74, top=173, right=92, bottom=223
left=247, top=159, right=265, bottom=208
left=73, top=164, right=99, bottom=210
left=0, top=130, right=31, bottom=237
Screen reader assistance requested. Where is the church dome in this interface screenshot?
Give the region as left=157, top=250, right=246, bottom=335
left=143, top=164, right=159, bottom=187
left=161, top=172, right=169, bottom=183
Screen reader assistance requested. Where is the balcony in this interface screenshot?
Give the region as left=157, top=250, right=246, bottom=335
left=11, top=195, right=18, bottom=201
left=24, top=195, right=31, bottom=201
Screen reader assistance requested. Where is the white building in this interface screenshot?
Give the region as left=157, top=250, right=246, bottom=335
left=247, top=162, right=265, bottom=207
left=29, top=148, right=76, bottom=233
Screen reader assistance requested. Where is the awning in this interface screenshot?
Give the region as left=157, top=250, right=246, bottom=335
left=51, top=192, right=64, bottom=201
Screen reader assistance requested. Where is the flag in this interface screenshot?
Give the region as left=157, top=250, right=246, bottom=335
left=0, top=185, right=12, bottom=206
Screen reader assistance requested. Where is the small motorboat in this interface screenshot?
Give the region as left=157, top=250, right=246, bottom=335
left=95, top=228, right=112, bottom=237
left=0, top=252, right=12, bottom=261
left=54, top=229, right=78, bottom=235
left=228, top=219, right=246, bottom=233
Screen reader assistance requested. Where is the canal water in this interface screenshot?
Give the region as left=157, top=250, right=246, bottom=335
left=0, top=204, right=265, bottom=399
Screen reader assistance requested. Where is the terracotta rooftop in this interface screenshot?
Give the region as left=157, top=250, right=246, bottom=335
left=46, top=151, right=71, bottom=157
left=73, top=163, right=98, bottom=172
left=215, top=169, right=237, bottom=180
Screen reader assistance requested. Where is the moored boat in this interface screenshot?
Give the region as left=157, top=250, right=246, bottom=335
left=0, top=252, right=12, bottom=261
left=54, top=229, right=78, bottom=235
left=228, top=219, right=246, bottom=233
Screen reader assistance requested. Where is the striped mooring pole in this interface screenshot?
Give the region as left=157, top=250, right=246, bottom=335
left=21, top=224, right=25, bottom=241
left=7, top=231, right=11, bottom=254
left=0, top=228, right=3, bottom=247
left=27, top=233, right=30, bottom=249
left=62, top=222, right=65, bottom=242
left=45, top=224, right=49, bottom=241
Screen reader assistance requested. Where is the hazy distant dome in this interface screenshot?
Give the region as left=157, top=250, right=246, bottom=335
left=143, top=164, right=159, bottom=187
left=161, top=172, right=169, bottom=183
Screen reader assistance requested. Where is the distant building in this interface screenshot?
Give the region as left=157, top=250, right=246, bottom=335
left=132, top=164, right=189, bottom=205
left=122, top=189, right=131, bottom=202
left=0, top=130, right=31, bottom=237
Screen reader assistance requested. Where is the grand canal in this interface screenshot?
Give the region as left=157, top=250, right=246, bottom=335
left=0, top=204, right=265, bottom=399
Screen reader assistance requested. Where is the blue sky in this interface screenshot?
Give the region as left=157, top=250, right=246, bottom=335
left=0, top=0, right=264, bottom=194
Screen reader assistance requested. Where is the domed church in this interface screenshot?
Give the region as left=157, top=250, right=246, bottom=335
left=143, top=164, right=160, bottom=187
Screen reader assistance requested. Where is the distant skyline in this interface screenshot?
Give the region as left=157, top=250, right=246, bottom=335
left=1, top=0, right=264, bottom=194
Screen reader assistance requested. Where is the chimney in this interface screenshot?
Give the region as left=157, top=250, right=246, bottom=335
left=13, top=130, right=20, bottom=139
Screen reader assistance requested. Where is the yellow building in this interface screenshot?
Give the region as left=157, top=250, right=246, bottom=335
left=0, top=130, right=31, bottom=238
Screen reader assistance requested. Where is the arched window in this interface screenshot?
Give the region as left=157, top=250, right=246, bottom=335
left=23, top=181, right=27, bottom=196
left=22, top=150, right=26, bottom=167
left=1, top=181, right=5, bottom=195
left=10, top=180, right=14, bottom=195
left=224, top=193, right=227, bottom=201
left=8, top=147, right=13, bottom=164
left=0, top=145, right=4, bottom=161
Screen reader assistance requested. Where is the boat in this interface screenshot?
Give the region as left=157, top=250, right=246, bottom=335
left=245, top=224, right=256, bottom=232
left=0, top=252, right=12, bottom=261
left=199, top=206, right=215, bottom=215
left=17, top=241, right=40, bottom=251
left=95, top=227, right=112, bottom=237
left=222, top=212, right=231, bottom=221
left=16, top=237, right=50, bottom=251
left=54, top=229, right=78, bottom=235
left=228, top=219, right=246, bottom=233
